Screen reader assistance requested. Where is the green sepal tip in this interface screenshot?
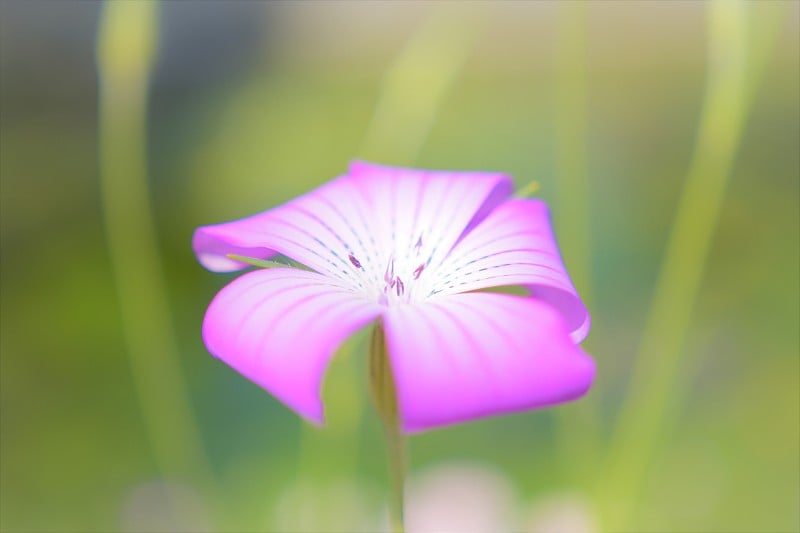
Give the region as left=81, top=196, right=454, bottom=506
left=515, top=179, right=541, bottom=198
left=226, top=254, right=296, bottom=270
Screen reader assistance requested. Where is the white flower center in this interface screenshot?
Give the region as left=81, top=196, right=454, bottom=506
left=346, top=234, right=429, bottom=306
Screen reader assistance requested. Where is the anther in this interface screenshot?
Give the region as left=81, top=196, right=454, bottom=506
left=384, top=257, right=395, bottom=284
left=396, top=277, right=405, bottom=297
left=348, top=253, right=363, bottom=269
left=413, top=264, right=424, bottom=280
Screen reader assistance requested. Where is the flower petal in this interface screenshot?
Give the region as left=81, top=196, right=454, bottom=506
left=193, top=175, right=375, bottom=285
left=346, top=161, right=514, bottom=288
left=193, top=162, right=514, bottom=299
left=425, top=198, right=590, bottom=342
left=202, top=268, right=383, bottom=423
left=382, top=292, right=595, bottom=433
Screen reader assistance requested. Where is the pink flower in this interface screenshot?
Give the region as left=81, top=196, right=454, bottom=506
left=193, top=162, right=594, bottom=433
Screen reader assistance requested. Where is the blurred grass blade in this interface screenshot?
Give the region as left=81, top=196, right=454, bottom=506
left=555, top=1, right=592, bottom=305
left=97, top=0, right=213, bottom=521
left=598, top=1, right=768, bottom=528
left=358, top=4, right=485, bottom=165
left=552, top=0, right=600, bottom=488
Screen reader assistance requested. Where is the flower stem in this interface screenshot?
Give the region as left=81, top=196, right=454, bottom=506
left=384, top=423, right=407, bottom=533
left=369, top=325, right=407, bottom=533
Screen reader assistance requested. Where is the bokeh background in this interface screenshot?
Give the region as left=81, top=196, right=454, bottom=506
left=1, top=1, right=798, bottom=532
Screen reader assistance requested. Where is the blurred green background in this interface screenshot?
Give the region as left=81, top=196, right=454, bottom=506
left=1, top=1, right=798, bottom=532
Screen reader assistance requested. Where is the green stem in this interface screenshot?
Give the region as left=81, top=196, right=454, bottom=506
left=384, top=425, right=408, bottom=533
left=369, top=325, right=407, bottom=533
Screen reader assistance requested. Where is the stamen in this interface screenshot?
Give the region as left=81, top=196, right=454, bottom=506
left=384, top=257, right=395, bottom=284
left=396, top=277, right=405, bottom=297
left=414, top=235, right=423, bottom=254
left=348, top=253, right=363, bottom=269
left=413, top=263, right=424, bottom=280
